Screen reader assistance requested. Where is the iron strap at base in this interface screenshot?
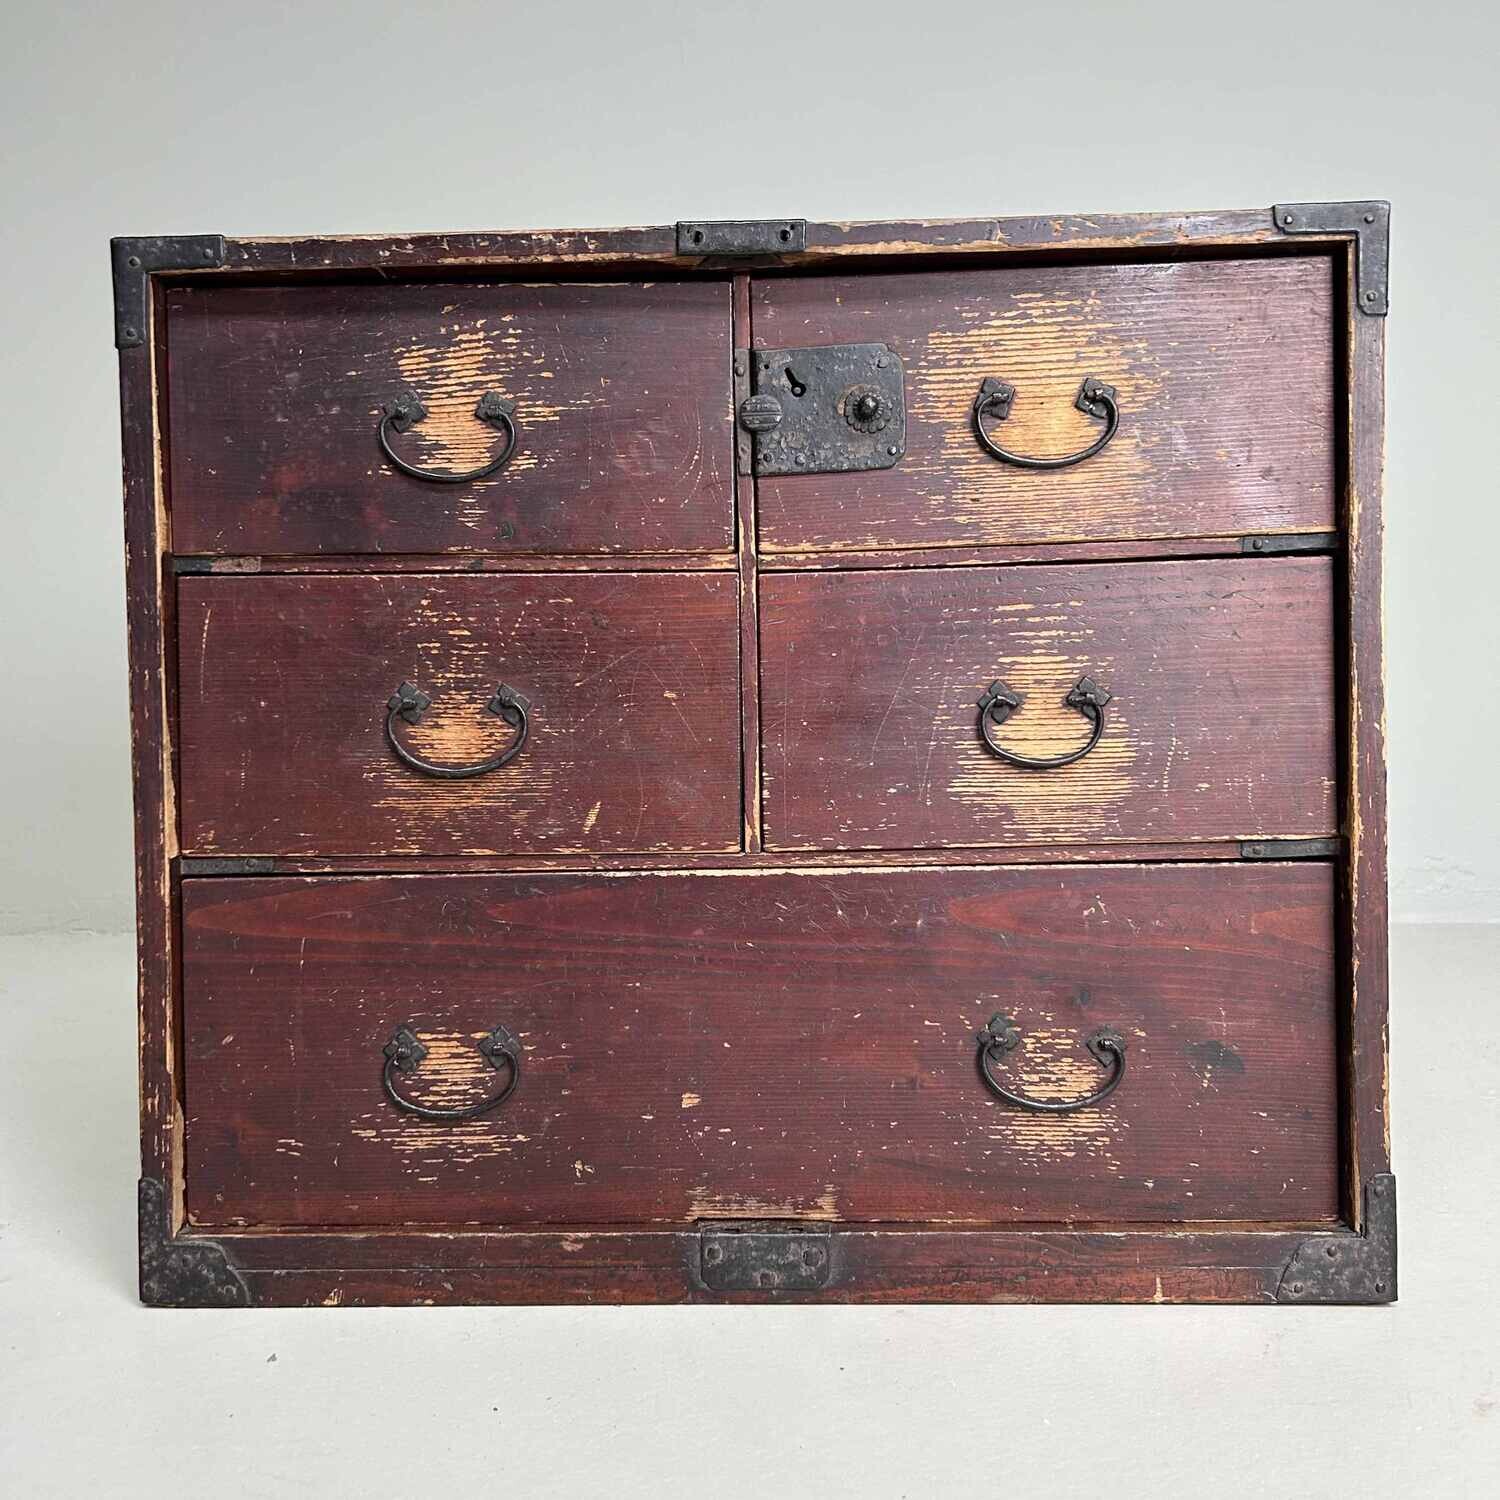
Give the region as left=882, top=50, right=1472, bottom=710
left=697, top=1223, right=834, bottom=1292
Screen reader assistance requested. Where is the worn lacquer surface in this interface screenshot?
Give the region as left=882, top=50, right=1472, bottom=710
left=760, top=557, right=1336, bottom=851
left=181, top=864, right=1339, bottom=1230
left=753, top=258, right=1336, bottom=553
left=176, top=573, right=741, bottom=856
left=166, top=280, right=734, bottom=556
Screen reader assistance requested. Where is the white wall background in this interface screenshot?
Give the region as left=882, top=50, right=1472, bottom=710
left=1, top=0, right=1496, bottom=931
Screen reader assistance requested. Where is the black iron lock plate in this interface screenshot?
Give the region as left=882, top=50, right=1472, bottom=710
left=698, top=1223, right=834, bottom=1291
left=740, top=343, right=906, bottom=477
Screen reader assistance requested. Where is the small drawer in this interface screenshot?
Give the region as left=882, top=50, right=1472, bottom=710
left=182, top=864, right=1339, bottom=1229
left=753, top=258, right=1335, bottom=555
left=176, top=572, right=740, bottom=856
left=760, top=557, right=1336, bottom=851
left=166, top=279, right=734, bottom=557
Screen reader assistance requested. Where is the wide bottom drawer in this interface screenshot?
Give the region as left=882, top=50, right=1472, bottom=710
left=181, top=864, right=1339, bottom=1229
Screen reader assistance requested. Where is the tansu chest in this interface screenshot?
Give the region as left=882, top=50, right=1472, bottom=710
left=117, top=205, right=1393, bottom=1306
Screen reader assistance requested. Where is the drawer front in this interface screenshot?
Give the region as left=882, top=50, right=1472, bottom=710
left=760, top=558, right=1335, bottom=851
left=182, top=864, right=1338, bottom=1229
left=166, top=280, right=734, bottom=556
left=754, top=259, right=1334, bottom=554
left=177, top=573, right=740, bottom=856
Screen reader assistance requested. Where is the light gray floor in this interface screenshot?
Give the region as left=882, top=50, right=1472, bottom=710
left=1, top=927, right=1495, bottom=1497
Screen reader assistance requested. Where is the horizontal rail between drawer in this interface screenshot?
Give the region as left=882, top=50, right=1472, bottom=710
left=177, top=841, right=1344, bottom=877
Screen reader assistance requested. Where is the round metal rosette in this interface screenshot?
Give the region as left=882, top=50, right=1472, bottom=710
left=843, top=384, right=891, bottom=433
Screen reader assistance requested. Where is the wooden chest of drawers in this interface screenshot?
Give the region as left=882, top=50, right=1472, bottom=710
left=116, top=204, right=1393, bottom=1306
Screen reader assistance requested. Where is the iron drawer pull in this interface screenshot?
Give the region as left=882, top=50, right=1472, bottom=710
left=378, top=387, right=519, bottom=484
left=972, top=376, right=1119, bottom=470
left=382, top=1025, right=522, bottom=1120
left=977, top=1014, right=1127, bottom=1113
left=385, top=680, right=529, bottom=780
left=977, top=675, right=1110, bottom=770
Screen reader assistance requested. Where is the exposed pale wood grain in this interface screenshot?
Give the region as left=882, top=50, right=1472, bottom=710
left=176, top=573, right=741, bottom=856
left=182, top=864, right=1339, bottom=1231
left=754, top=258, right=1336, bottom=553
left=167, top=280, right=735, bottom=556
left=760, top=557, right=1337, bottom=851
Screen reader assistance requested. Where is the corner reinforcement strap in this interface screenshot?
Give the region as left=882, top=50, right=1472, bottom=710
left=1278, top=1173, right=1396, bottom=1304
left=112, top=235, right=227, bottom=348
left=1272, top=201, right=1389, bottom=316
left=138, top=1178, right=250, bottom=1307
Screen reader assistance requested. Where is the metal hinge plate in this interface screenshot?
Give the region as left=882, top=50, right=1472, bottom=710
left=677, top=219, right=806, bottom=258
left=1272, top=201, right=1390, bottom=316
left=739, top=342, right=906, bottom=477
left=698, top=1222, right=834, bottom=1292
left=111, top=234, right=226, bottom=348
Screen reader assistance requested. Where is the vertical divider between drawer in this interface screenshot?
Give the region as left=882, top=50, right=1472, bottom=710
left=733, top=272, right=763, bottom=853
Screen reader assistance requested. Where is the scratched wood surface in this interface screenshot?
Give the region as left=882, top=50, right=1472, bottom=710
left=753, top=257, right=1335, bottom=554
left=760, top=557, right=1336, bottom=851
left=165, top=280, right=734, bottom=556
left=181, top=864, right=1339, bottom=1230
left=214, top=1223, right=1311, bottom=1305
left=176, top=573, right=741, bottom=856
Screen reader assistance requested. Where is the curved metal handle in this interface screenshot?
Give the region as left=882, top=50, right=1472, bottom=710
left=385, top=681, right=529, bottom=780
left=972, top=376, right=1119, bottom=470
left=382, top=1024, right=521, bottom=1120
left=378, top=388, right=519, bottom=484
left=977, top=675, right=1110, bottom=770
left=976, top=1014, right=1127, bottom=1113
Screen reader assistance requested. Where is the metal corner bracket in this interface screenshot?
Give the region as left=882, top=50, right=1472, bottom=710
left=138, top=1178, right=250, bottom=1307
left=1271, top=201, right=1389, bottom=315
left=111, top=235, right=226, bottom=348
left=1277, top=1173, right=1396, bottom=1304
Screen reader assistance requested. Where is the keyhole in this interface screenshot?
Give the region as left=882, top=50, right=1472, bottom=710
left=785, top=367, right=808, bottom=398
